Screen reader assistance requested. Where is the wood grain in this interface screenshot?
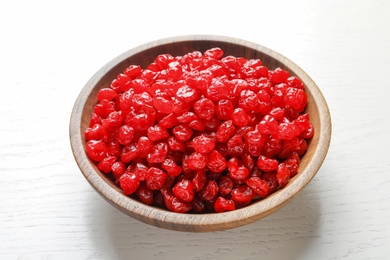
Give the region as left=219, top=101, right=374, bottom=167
left=69, top=35, right=331, bottom=232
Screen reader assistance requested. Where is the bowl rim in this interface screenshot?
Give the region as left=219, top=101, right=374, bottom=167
left=70, top=34, right=331, bottom=231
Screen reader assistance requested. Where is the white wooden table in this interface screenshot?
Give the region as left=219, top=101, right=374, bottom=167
left=1, top=0, right=389, bottom=259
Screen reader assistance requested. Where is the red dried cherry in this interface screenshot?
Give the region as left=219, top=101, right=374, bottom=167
left=137, top=136, right=154, bottom=158
left=193, top=98, right=215, bottom=120
left=231, top=185, right=254, bottom=203
left=245, top=177, right=269, bottom=197
left=214, top=197, right=235, bottom=213
left=172, top=124, right=193, bottom=142
left=192, top=169, right=207, bottom=192
left=231, top=108, right=250, bottom=127
left=85, top=124, right=105, bottom=141
left=276, top=163, right=290, bottom=188
left=111, top=161, right=125, bottom=179
left=97, top=88, right=118, bottom=101
left=136, top=186, right=154, bottom=205
left=256, top=155, right=279, bottom=172
left=115, top=125, right=135, bottom=145
left=198, top=180, right=219, bottom=201
left=216, top=120, right=236, bottom=143
left=207, top=150, right=227, bottom=173
left=192, top=135, right=215, bottom=154
left=86, top=140, right=107, bottom=162
left=172, top=179, right=194, bottom=203
left=145, top=167, right=167, bottom=190
left=147, top=125, right=169, bottom=142
left=119, top=172, right=140, bottom=195
left=218, top=175, right=233, bottom=197
left=187, top=152, right=207, bottom=170
left=146, top=142, right=168, bottom=163
left=161, top=159, right=182, bottom=177
left=215, top=99, right=234, bottom=120
left=97, top=155, right=117, bottom=173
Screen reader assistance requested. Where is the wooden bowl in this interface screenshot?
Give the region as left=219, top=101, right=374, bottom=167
left=70, top=35, right=331, bottom=232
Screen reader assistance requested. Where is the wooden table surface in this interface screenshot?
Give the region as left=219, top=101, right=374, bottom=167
left=1, top=0, right=389, bottom=259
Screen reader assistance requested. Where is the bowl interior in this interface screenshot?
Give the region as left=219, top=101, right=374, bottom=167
left=71, top=35, right=331, bottom=232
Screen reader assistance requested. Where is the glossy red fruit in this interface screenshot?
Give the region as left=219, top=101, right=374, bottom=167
left=120, top=144, right=138, bottom=163
left=192, top=135, right=215, bottom=154
left=119, top=172, right=140, bottom=195
left=227, top=157, right=240, bottom=174
left=207, top=150, right=227, bottom=173
left=97, top=155, right=116, bottom=173
left=111, top=161, right=126, bottom=179
left=256, top=155, right=279, bottom=172
left=207, top=79, right=228, bottom=101
left=218, top=176, right=233, bottom=197
left=158, top=113, right=179, bottom=129
left=172, top=124, right=193, bottom=142
left=94, top=99, right=116, bottom=118
left=215, top=99, right=234, bottom=120
left=107, top=140, right=121, bottom=157
left=188, top=119, right=206, bottom=131
left=231, top=108, right=250, bottom=127
left=85, top=124, right=105, bottom=141
left=230, top=166, right=250, bottom=181
left=145, top=167, right=168, bottom=190
left=214, top=197, right=235, bottom=213
left=244, top=130, right=265, bottom=157
left=192, top=170, right=207, bottom=192
left=257, top=115, right=278, bottom=134
left=204, top=47, right=224, bottom=59
left=167, top=136, right=186, bottom=152
left=193, top=98, right=215, bottom=120
left=86, top=140, right=107, bottom=162
left=147, top=125, right=169, bottom=142
left=153, top=96, right=174, bottom=114
left=245, top=177, right=269, bottom=197
left=176, top=85, right=199, bottom=103
left=262, top=172, right=278, bottom=194
left=133, top=163, right=148, bottom=181
left=97, top=88, right=118, bottom=101
left=171, top=197, right=192, bottom=213
left=173, top=179, right=194, bottom=202
left=147, top=142, right=168, bottom=163
left=176, top=112, right=199, bottom=124
left=154, top=54, right=175, bottom=70
left=136, top=186, right=154, bottom=205
left=89, top=113, right=101, bottom=127
left=284, top=87, right=307, bottom=112
left=227, top=135, right=245, bottom=157
left=115, top=125, right=135, bottom=145
left=161, top=159, right=182, bottom=177
left=123, top=65, right=142, bottom=79
left=160, top=188, right=174, bottom=211
left=241, top=153, right=255, bottom=171
left=216, top=120, right=235, bottom=143
left=198, top=180, right=219, bottom=201
left=276, top=163, right=291, bottom=188
left=239, top=90, right=260, bottom=112
left=231, top=185, right=254, bottom=203
left=137, top=136, right=154, bottom=158
left=187, top=152, right=207, bottom=170
left=270, top=67, right=290, bottom=83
